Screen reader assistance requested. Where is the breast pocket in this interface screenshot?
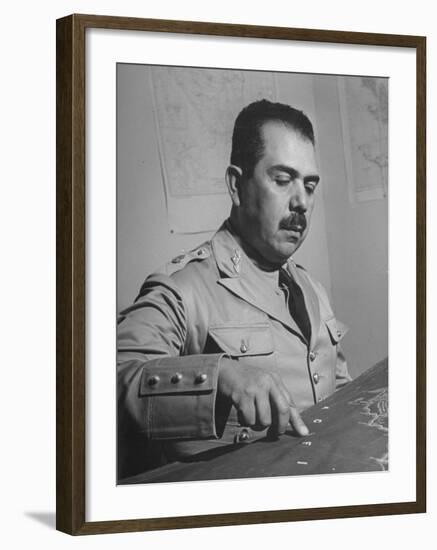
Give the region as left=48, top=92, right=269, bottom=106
left=207, top=322, right=276, bottom=369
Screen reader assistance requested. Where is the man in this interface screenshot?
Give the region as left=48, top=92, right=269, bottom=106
left=117, top=99, right=351, bottom=479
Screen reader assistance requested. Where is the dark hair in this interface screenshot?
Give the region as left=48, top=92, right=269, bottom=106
left=230, top=99, right=315, bottom=176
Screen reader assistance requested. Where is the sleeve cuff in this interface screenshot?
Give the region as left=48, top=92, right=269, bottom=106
left=138, top=354, right=223, bottom=440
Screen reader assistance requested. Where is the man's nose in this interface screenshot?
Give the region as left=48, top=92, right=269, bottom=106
left=289, top=180, right=308, bottom=212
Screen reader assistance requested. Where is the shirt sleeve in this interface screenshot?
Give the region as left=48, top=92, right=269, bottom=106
left=117, top=274, right=222, bottom=441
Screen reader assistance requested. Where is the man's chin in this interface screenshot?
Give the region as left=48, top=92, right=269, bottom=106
left=282, top=240, right=305, bottom=260
left=282, top=230, right=308, bottom=254
left=252, top=235, right=305, bottom=267
left=266, top=241, right=302, bottom=267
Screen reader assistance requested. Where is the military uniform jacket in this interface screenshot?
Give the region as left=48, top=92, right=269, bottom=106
left=117, top=221, right=351, bottom=477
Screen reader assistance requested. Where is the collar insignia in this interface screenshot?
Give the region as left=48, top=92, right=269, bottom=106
left=231, top=249, right=241, bottom=274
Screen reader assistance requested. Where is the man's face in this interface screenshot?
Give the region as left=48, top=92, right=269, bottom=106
left=236, top=120, right=320, bottom=266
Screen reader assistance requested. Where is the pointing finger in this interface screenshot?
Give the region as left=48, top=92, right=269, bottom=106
left=289, top=405, right=309, bottom=436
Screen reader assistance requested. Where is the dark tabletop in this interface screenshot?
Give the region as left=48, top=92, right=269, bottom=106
left=120, top=358, right=388, bottom=484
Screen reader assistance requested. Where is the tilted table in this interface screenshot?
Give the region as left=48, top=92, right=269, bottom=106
left=120, top=358, right=388, bottom=484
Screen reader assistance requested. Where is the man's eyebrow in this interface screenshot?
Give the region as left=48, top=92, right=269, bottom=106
left=269, top=165, right=320, bottom=184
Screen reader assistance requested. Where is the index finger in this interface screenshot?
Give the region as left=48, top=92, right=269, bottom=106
left=270, top=375, right=309, bottom=437
left=288, top=403, right=309, bottom=437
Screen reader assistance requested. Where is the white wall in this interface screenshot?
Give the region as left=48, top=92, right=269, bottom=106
left=1, top=1, right=435, bottom=549
left=313, top=75, right=389, bottom=376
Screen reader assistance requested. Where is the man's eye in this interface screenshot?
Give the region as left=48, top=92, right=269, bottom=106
left=305, top=184, right=316, bottom=194
left=275, top=176, right=291, bottom=185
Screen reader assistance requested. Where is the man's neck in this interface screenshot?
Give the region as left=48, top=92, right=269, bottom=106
left=226, top=218, right=286, bottom=273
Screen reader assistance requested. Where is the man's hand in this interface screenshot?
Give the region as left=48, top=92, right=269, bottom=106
left=218, top=357, right=309, bottom=437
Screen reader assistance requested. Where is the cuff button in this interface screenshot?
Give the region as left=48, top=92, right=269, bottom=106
left=171, top=373, right=183, bottom=384
left=147, top=375, right=160, bottom=386
left=234, top=428, right=250, bottom=443
left=195, top=373, right=207, bottom=384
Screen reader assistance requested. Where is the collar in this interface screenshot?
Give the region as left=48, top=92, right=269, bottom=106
left=210, top=220, right=321, bottom=345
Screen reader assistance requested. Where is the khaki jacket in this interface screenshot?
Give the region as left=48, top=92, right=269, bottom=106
left=117, top=221, right=351, bottom=477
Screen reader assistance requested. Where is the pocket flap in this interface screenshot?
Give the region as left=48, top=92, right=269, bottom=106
left=208, top=323, right=274, bottom=357
left=325, top=317, right=349, bottom=344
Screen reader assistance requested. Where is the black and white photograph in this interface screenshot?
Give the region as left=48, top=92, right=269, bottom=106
left=2, top=0, right=433, bottom=545
left=116, top=64, right=389, bottom=485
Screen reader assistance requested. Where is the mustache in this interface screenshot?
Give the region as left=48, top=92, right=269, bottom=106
left=279, top=211, right=307, bottom=233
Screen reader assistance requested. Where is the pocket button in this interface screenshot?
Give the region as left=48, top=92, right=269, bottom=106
left=240, top=340, right=248, bottom=353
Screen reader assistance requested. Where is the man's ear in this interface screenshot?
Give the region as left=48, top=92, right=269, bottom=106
left=225, top=165, right=244, bottom=207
